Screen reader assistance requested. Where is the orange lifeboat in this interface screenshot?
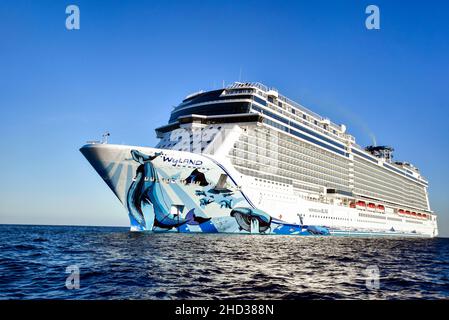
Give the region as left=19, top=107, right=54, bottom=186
left=377, top=205, right=385, bottom=212
left=411, top=212, right=417, bottom=216
left=349, top=202, right=356, bottom=208
left=367, top=203, right=376, bottom=211
left=398, top=209, right=405, bottom=214
left=405, top=210, right=411, bottom=215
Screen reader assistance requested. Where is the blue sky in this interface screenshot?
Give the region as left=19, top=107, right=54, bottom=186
left=0, top=0, right=448, bottom=236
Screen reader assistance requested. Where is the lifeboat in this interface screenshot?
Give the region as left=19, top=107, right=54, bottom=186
left=405, top=210, right=411, bottom=215
left=417, top=213, right=422, bottom=218
left=398, top=209, right=405, bottom=214
left=356, top=201, right=366, bottom=208
left=349, top=202, right=356, bottom=208
left=411, top=212, right=417, bottom=216
left=367, top=203, right=376, bottom=211
left=377, top=205, right=385, bottom=212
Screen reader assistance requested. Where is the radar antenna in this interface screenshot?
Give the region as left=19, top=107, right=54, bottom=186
left=365, top=145, right=394, bottom=162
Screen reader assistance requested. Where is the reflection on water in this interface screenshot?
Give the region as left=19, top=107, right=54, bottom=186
left=0, top=225, right=448, bottom=299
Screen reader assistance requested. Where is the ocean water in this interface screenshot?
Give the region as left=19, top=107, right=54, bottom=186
left=0, top=224, right=448, bottom=300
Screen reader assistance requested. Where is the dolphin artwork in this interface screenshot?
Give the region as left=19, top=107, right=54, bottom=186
left=193, top=173, right=240, bottom=209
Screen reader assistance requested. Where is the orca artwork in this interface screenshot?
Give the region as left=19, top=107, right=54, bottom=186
left=121, top=148, right=330, bottom=235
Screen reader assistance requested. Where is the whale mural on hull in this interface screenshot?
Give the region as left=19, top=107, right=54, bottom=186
left=126, top=149, right=329, bottom=236
left=127, top=149, right=206, bottom=230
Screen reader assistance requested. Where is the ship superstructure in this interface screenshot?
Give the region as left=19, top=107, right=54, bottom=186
left=81, top=82, right=438, bottom=237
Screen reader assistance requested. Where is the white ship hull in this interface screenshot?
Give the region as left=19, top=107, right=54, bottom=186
left=81, top=143, right=438, bottom=237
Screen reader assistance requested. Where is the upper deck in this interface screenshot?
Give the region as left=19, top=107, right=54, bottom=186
left=159, top=82, right=428, bottom=185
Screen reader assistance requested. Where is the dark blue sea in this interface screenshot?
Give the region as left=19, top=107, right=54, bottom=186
left=0, top=224, right=448, bottom=300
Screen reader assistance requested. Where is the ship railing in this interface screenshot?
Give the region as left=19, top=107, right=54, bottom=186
left=258, top=101, right=350, bottom=144
left=227, top=82, right=269, bottom=92
left=228, top=82, right=343, bottom=133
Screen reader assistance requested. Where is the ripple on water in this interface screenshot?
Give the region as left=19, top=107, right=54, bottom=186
left=0, top=225, right=448, bottom=299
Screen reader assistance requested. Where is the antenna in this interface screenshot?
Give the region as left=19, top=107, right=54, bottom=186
left=102, top=132, right=110, bottom=144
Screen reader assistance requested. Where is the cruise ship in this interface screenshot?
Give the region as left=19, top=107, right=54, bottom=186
left=81, top=82, right=438, bottom=237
